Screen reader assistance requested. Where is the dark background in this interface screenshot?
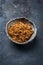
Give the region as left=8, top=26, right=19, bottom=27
left=0, top=0, right=43, bottom=65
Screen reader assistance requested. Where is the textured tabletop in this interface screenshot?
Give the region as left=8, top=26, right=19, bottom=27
left=0, top=0, right=43, bottom=65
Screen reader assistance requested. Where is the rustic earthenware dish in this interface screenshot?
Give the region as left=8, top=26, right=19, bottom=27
left=6, top=17, right=37, bottom=45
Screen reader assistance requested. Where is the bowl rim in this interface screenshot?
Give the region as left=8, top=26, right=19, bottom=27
left=6, top=17, right=37, bottom=44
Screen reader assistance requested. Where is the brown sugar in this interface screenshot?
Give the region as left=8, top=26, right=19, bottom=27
left=8, top=22, right=34, bottom=43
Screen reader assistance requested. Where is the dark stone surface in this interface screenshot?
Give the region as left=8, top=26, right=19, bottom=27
left=0, top=0, right=43, bottom=65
